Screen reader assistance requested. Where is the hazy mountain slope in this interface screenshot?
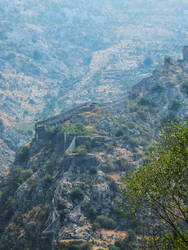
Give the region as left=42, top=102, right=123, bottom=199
left=0, top=52, right=187, bottom=249
left=0, top=0, right=188, bottom=173
left=0, top=0, right=188, bottom=121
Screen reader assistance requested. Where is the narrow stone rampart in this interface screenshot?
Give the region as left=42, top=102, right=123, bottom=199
left=35, top=103, right=96, bottom=129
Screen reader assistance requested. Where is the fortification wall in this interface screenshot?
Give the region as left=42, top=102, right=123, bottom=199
left=35, top=103, right=96, bottom=129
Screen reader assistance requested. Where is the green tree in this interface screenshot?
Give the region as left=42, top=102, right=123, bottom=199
left=121, top=122, right=188, bottom=248
left=71, top=188, right=84, bottom=201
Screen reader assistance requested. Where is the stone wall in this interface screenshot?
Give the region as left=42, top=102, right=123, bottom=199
left=35, top=103, right=96, bottom=129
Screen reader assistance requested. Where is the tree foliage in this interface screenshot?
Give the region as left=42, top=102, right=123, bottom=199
left=121, top=122, right=188, bottom=247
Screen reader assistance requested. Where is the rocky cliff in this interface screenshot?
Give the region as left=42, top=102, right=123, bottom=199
left=0, top=50, right=187, bottom=249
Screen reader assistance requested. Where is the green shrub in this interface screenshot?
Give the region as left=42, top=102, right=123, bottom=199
left=71, top=188, right=84, bottom=201
left=12, top=167, right=33, bottom=186
left=126, top=121, right=136, bottom=129
left=43, top=174, right=52, bottom=185
left=14, top=213, right=24, bottom=226
left=4, top=138, right=11, bottom=145
left=27, top=176, right=38, bottom=189
left=138, top=97, right=154, bottom=107
left=127, top=137, right=139, bottom=149
left=140, top=138, right=150, bottom=148
left=16, top=145, right=29, bottom=161
left=115, top=159, right=130, bottom=171
left=96, top=215, right=116, bottom=229
left=115, top=229, right=137, bottom=249
left=59, top=241, right=92, bottom=250
left=106, top=143, right=113, bottom=153
left=90, top=138, right=103, bottom=147
left=114, top=239, right=124, bottom=249
left=85, top=177, right=92, bottom=185
left=161, top=112, right=178, bottom=124
left=129, top=104, right=138, bottom=113
left=124, top=229, right=137, bottom=248
left=151, top=83, right=165, bottom=92
left=109, top=246, right=121, bottom=250
left=82, top=203, right=98, bottom=221
left=130, top=89, right=139, bottom=99
left=87, top=207, right=98, bottom=220
left=27, top=220, right=37, bottom=231
left=92, top=222, right=101, bottom=231
left=177, top=74, right=184, bottom=81
left=58, top=210, right=66, bottom=223
left=115, top=128, right=124, bottom=137
left=43, top=159, right=55, bottom=173
left=90, top=166, right=98, bottom=175
left=109, top=179, right=119, bottom=192
left=4, top=196, right=15, bottom=219
left=136, top=110, right=147, bottom=121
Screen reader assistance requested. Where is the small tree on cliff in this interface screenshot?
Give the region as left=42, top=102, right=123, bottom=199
left=121, top=121, right=188, bottom=248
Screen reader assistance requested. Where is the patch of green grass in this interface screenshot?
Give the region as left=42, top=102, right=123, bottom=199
left=60, top=123, right=94, bottom=136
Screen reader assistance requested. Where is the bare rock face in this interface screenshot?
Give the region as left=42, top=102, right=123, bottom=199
left=183, top=46, right=188, bottom=62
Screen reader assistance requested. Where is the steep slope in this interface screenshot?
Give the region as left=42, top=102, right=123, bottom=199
left=0, top=51, right=187, bottom=249
left=0, top=0, right=188, bottom=173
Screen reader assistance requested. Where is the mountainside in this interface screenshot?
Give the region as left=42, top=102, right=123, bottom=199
left=0, top=51, right=187, bottom=249
left=0, top=0, right=188, bottom=173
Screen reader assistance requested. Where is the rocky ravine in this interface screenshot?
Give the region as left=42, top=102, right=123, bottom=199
left=0, top=50, right=187, bottom=249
